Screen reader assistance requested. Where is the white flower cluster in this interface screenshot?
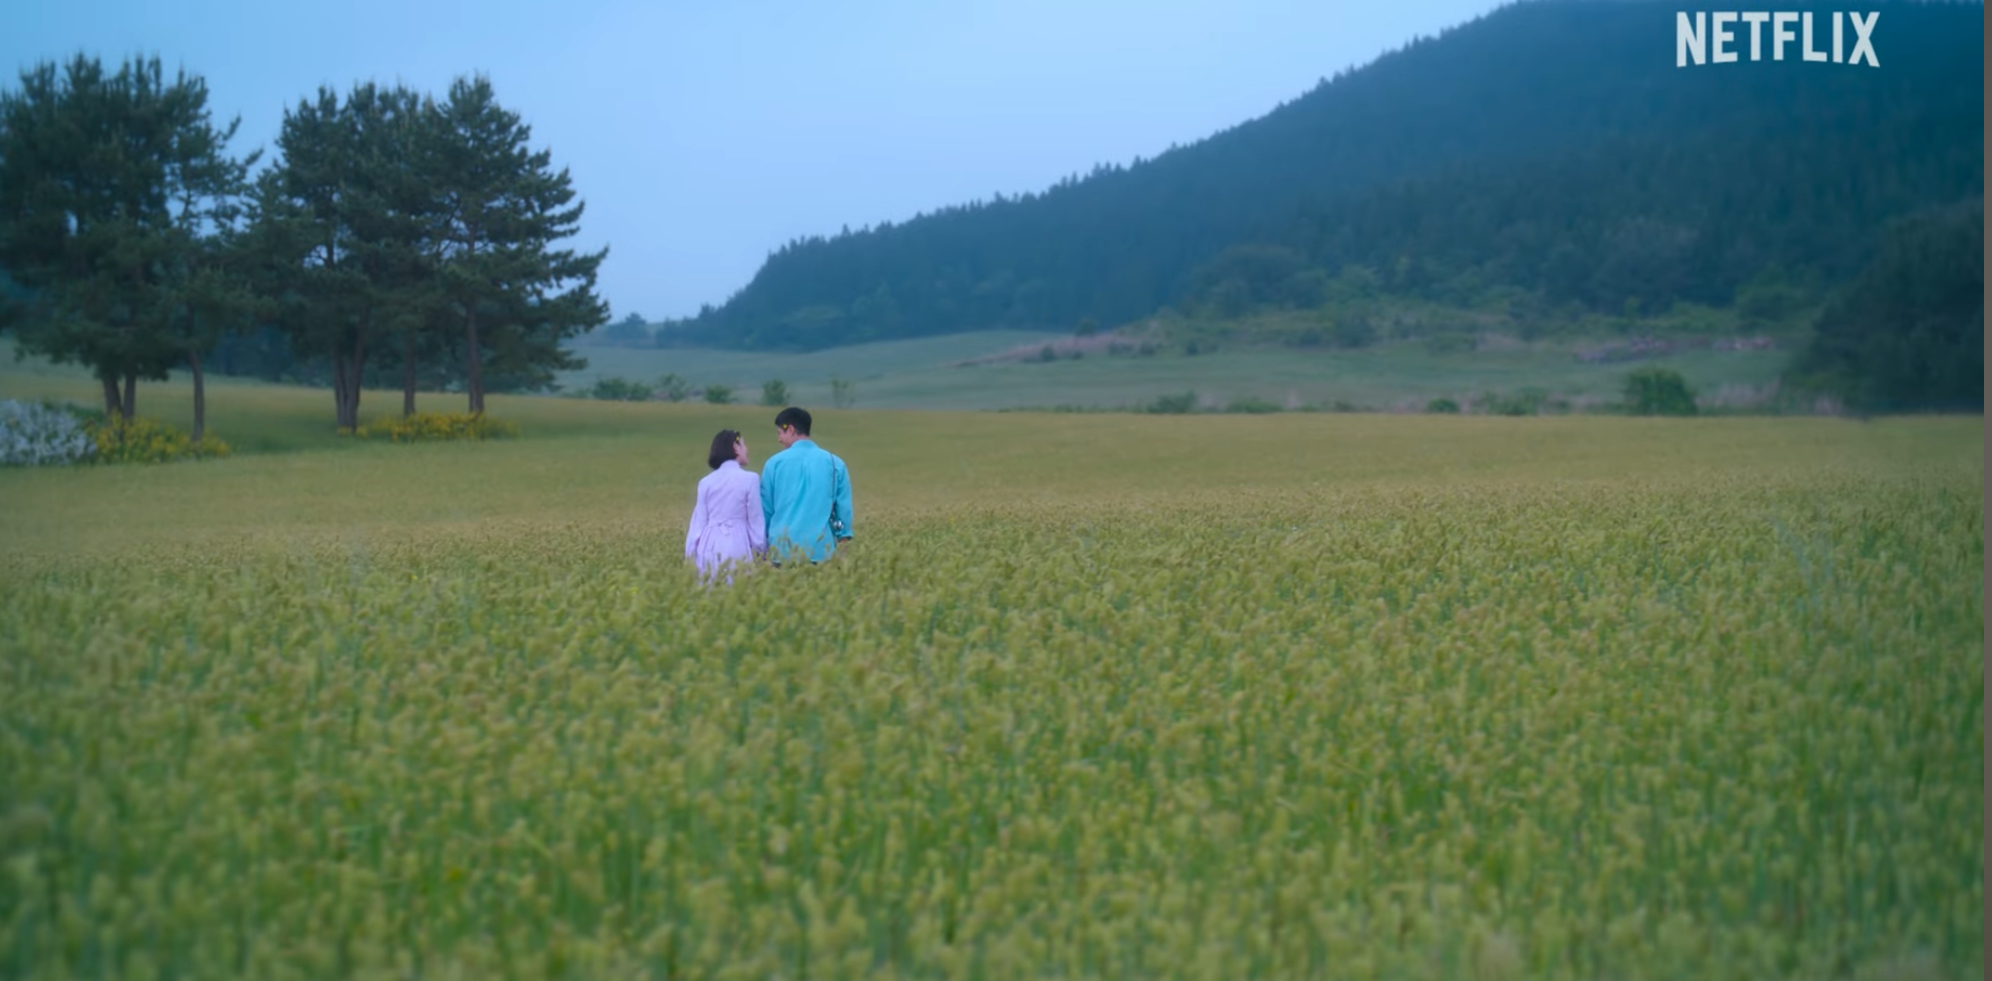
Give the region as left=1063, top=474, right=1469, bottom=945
left=0, top=400, right=96, bottom=466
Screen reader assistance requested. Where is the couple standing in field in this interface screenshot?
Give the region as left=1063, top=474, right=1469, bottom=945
left=684, top=406, right=853, bottom=579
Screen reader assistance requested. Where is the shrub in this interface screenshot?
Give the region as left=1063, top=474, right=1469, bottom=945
left=1331, top=315, right=1376, bottom=349
left=356, top=412, right=520, bottom=443
left=589, top=377, right=652, bottom=401
left=1225, top=397, right=1283, bottom=414
left=655, top=374, right=691, bottom=402
left=760, top=379, right=790, bottom=407
left=1477, top=388, right=1555, bottom=417
left=85, top=416, right=232, bottom=463
left=829, top=377, right=856, bottom=409
left=0, top=400, right=96, bottom=466
left=1426, top=397, right=1462, bottom=414
left=1623, top=368, right=1698, bottom=416
left=1147, top=391, right=1199, bottom=415
left=703, top=385, right=734, bottom=405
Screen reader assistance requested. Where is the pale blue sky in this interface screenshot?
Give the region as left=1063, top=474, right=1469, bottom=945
left=6, top=0, right=1501, bottom=320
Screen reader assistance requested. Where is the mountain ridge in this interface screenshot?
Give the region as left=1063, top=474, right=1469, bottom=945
left=667, top=0, right=1984, bottom=350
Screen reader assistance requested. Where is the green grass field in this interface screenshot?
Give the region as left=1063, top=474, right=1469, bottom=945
left=562, top=332, right=1789, bottom=412
left=5, top=326, right=1792, bottom=416
left=0, top=363, right=1982, bottom=979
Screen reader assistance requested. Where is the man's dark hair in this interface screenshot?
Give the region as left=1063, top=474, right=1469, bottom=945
left=774, top=406, right=812, bottom=436
left=707, top=429, right=741, bottom=470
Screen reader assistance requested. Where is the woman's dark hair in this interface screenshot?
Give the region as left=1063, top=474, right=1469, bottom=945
left=773, top=406, right=812, bottom=436
left=707, top=429, right=741, bottom=470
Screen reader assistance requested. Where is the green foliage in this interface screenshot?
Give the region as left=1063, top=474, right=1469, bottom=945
left=428, top=75, right=607, bottom=413
left=1622, top=367, right=1699, bottom=416
left=1425, top=397, right=1461, bottom=414
left=701, top=384, right=734, bottom=405
left=249, top=74, right=606, bottom=426
left=597, top=312, right=651, bottom=346
left=1147, top=391, right=1199, bottom=414
left=1224, top=396, right=1283, bottom=414
left=1190, top=244, right=1314, bottom=317
left=1732, top=266, right=1812, bottom=326
left=829, top=376, right=856, bottom=409
left=251, top=82, right=442, bottom=431
left=354, top=411, right=518, bottom=442
left=1329, top=313, right=1376, bottom=350
left=1792, top=198, right=1983, bottom=411
left=1220, top=397, right=1275, bottom=414
left=1477, top=388, right=1561, bottom=417
left=84, top=415, right=231, bottom=463
left=588, top=377, right=651, bottom=401
left=759, top=378, right=789, bottom=406
left=654, top=373, right=690, bottom=402
left=0, top=54, right=256, bottom=425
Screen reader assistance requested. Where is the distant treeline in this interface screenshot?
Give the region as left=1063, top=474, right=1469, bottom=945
left=662, top=0, right=1982, bottom=409
left=0, top=57, right=607, bottom=437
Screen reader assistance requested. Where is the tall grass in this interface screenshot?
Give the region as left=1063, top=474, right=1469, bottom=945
left=0, top=394, right=1980, bottom=979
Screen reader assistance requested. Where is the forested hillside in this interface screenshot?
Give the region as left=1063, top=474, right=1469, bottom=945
left=668, top=0, right=1982, bottom=351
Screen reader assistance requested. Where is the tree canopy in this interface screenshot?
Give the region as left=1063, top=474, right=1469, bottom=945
left=1793, top=198, right=1983, bottom=411
left=2, top=58, right=608, bottom=431
left=0, top=54, right=254, bottom=426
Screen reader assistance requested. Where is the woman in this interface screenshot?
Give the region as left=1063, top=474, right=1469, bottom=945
left=684, top=429, right=766, bottom=580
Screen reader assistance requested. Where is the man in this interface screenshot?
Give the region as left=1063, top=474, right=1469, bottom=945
left=760, top=406, right=853, bottom=565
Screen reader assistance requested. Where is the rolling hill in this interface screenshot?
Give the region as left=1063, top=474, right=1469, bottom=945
left=667, top=0, right=1983, bottom=351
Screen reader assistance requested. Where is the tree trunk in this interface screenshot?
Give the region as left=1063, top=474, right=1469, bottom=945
left=120, top=373, right=136, bottom=420
left=465, top=307, right=485, bottom=416
left=332, top=351, right=352, bottom=431
left=352, top=323, right=367, bottom=428
left=402, top=327, right=418, bottom=417
left=332, top=324, right=366, bottom=433
left=340, top=358, right=361, bottom=431
left=332, top=314, right=371, bottom=432
left=189, top=350, right=206, bottom=444
left=344, top=363, right=358, bottom=430
left=101, top=375, right=121, bottom=418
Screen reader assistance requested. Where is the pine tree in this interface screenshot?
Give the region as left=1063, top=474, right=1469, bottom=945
left=0, top=55, right=253, bottom=423
left=249, top=83, right=435, bottom=431
left=430, top=75, right=605, bottom=415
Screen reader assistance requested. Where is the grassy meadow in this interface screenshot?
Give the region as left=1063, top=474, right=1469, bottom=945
left=559, top=332, right=1789, bottom=412
left=0, top=364, right=1983, bottom=979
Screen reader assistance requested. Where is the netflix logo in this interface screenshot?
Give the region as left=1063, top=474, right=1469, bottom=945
left=1676, top=11, right=1880, bottom=67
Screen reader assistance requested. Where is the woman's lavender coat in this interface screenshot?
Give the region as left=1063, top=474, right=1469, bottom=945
left=684, top=460, right=766, bottom=576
